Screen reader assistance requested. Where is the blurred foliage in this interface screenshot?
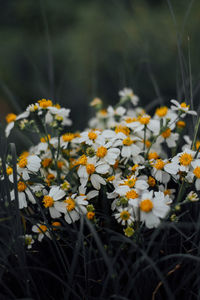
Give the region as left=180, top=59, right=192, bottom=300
left=0, top=0, right=200, bottom=130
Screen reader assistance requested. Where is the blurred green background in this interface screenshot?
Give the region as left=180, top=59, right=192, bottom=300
left=0, top=0, right=199, bottom=132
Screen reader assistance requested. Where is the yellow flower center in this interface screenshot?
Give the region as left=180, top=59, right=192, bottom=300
left=38, top=224, right=47, bottom=233
left=107, top=175, right=115, bottom=182
left=126, top=189, right=138, bottom=199
left=6, top=113, right=17, bottom=123
left=6, top=166, right=13, bottom=175
left=113, top=160, right=119, bottom=169
left=180, top=102, right=189, bottom=109
left=57, top=161, right=64, bottom=169
left=62, top=133, right=74, bottom=142
left=125, top=117, right=137, bottom=123
left=154, top=159, right=165, bottom=170
left=40, top=135, right=51, bottom=143
left=115, top=125, right=130, bottom=136
left=77, top=155, right=87, bottom=165
left=38, top=99, right=53, bottom=108
left=18, top=181, right=27, bottom=192
left=144, top=139, right=151, bottom=148
left=138, top=115, right=150, bottom=125
left=164, top=189, right=171, bottom=196
left=148, top=152, right=159, bottom=160
left=193, top=166, right=200, bottom=179
left=179, top=153, right=193, bottom=166
left=52, top=221, right=61, bottom=230
left=140, top=199, right=153, bottom=212
left=86, top=164, right=95, bottom=174
left=161, top=128, right=171, bottom=139
left=148, top=176, right=156, bottom=187
left=196, top=140, right=200, bottom=150
left=123, top=137, right=133, bottom=146
left=42, top=158, right=52, bottom=168
left=155, top=106, right=168, bottom=117
left=96, top=146, right=107, bottom=158
left=43, top=195, right=54, bottom=208
left=131, top=164, right=139, bottom=172
left=65, top=198, right=75, bottom=211
left=88, top=131, right=97, bottom=140
left=87, top=211, right=95, bottom=220
left=176, top=120, right=186, bottom=128
left=120, top=210, right=131, bottom=221
left=61, top=181, right=70, bottom=190
left=18, top=157, right=28, bottom=168
left=46, top=173, right=55, bottom=180
left=99, top=109, right=107, bottom=116
left=124, top=178, right=136, bottom=188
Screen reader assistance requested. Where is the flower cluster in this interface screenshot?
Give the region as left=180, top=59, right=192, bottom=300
left=2, top=91, right=200, bottom=246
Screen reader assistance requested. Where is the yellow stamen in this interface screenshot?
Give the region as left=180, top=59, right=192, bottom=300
left=154, top=159, right=165, bottom=170
left=120, top=211, right=130, bottom=221
left=126, top=190, right=138, bottom=199
left=43, top=195, right=54, bottom=208
left=155, top=106, right=168, bottom=117
left=193, top=167, right=200, bottom=179
left=38, top=99, right=53, bottom=108
left=86, top=164, right=95, bottom=175
left=65, top=198, right=75, bottom=211
left=96, top=146, right=107, bottom=158
left=18, top=157, right=27, bottom=168
left=6, top=166, right=13, bottom=175
left=140, top=199, right=153, bottom=212
left=88, top=131, right=97, bottom=140
left=62, top=133, right=74, bottom=142
left=148, top=176, right=156, bottom=187
left=6, top=113, right=17, bottom=123
left=18, top=181, right=27, bottom=192
left=123, top=137, right=133, bottom=146
left=179, top=153, right=193, bottom=166
left=161, top=128, right=171, bottom=139
left=87, top=211, right=95, bottom=220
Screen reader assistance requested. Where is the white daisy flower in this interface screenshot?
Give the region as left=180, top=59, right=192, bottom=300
left=170, top=99, right=197, bottom=116
left=151, top=159, right=170, bottom=183
left=139, top=190, right=170, bottom=229
left=54, top=194, right=88, bottom=224
left=186, top=159, right=200, bottom=190
left=119, top=87, right=139, bottom=106
left=129, top=114, right=160, bottom=135
left=42, top=186, right=66, bottom=218
left=114, top=207, right=135, bottom=226
left=17, top=154, right=41, bottom=180
left=77, top=157, right=108, bottom=190
left=32, top=223, right=51, bottom=242
left=11, top=181, right=36, bottom=209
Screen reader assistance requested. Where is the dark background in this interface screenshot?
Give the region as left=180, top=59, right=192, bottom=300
left=0, top=0, right=199, bottom=132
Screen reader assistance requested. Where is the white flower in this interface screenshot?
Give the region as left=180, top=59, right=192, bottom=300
left=186, top=159, right=200, bottom=190
left=164, top=148, right=197, bottom=174
left=24, top=234, right=35, bottom=249
left=170, top=100, right=197, bottom=116
left=114, top=207, right=135, bottom=226
left=139, top=190, right=170, bottom=229
left=32, top=223, right=51, bottom=242
left=119, top=88, right=139, bottom=106
left=129, top=114, right=160, bottom=135
left=42, top=186, right=66, bottom=218
left=157, top=127, right=179, bottom=148
left=55, top=194, right=88, bottom=224
left=77, top=157, right=108, bottom=190
left=17, top=154, right=41, bottom=180
left=11, top=181, right=36, bottom=209
left=151, top=159, right=170, bottom=183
